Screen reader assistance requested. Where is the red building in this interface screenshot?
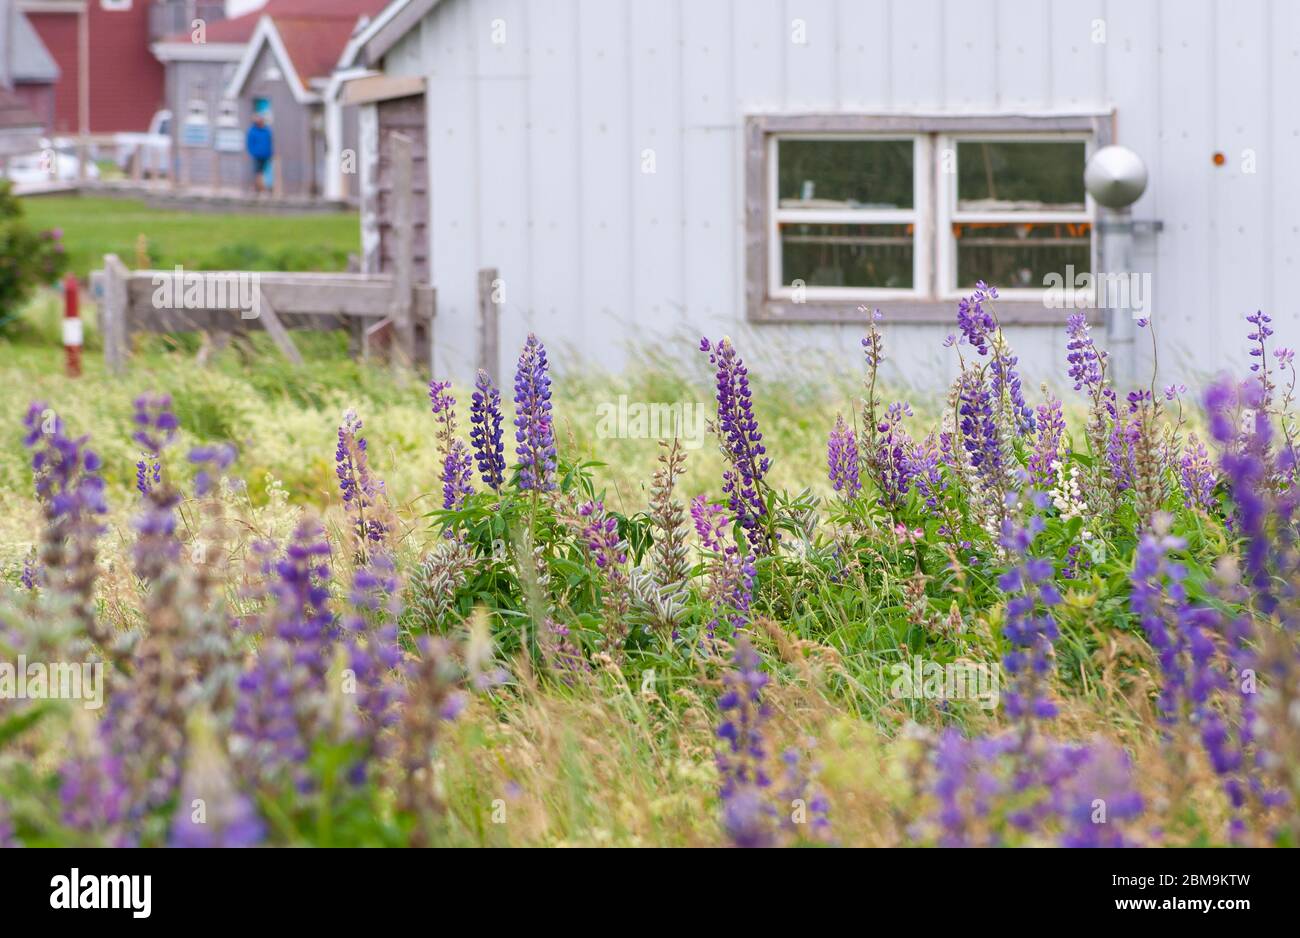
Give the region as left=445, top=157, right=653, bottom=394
left=21, top=0, right=165, bottom=134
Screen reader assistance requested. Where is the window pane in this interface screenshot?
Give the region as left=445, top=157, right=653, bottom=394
left=956, top=141, right=1086, bottom=212
left=780, top=223, right=914, bottom=289
left=778, top=139, right=914, bottom=210
left=953, top=222, right=1090, bottom=289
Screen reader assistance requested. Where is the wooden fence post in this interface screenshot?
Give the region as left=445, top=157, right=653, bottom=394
left=388, top=132, right=416, bottom=370
left=477, top=267, right=500, bottom=383
left=101, top=254, right=129, bottom=375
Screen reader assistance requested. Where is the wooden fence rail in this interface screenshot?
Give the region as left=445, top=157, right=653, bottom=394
left=93, top=256, right=435, bottom=375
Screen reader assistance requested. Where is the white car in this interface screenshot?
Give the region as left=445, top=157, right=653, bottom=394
left=115, top=109, right=172, bottom=178
left=2, top=141, right=101, bottom=188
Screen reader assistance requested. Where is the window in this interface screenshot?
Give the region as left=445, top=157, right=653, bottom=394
left=747, top=114, right=1109, bottom=322
left=101, top=0, right=132, bottom=10
left=939, top=137, right=1091, bottom=297
left=771, top=137, right=924, bottom=298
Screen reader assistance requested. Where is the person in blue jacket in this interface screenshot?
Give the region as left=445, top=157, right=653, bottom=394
left=246, top=113, right=274, bottom=195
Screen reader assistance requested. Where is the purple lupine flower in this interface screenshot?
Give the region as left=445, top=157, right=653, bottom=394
left=58, top=739, right=128, bottom=835
left=577, top=500, right=628, bottom=570
left=716, top=637, right=775, bottom=847
left=264, top=518, right=337, bottom=661
left=336, top=409, right=388, bottom=544
left=131, top=478, right=182, bottom=582
left=998, top=516, right=1062, bottom=725
left=958, top=370, right=1003, bottom=482
left=513, top=334, right=557, bottom=492
left=231, top=522, right=341, bottom=788
left=927, top=730, right=1017, bottom=847
left=906, top=433, right=946, bottom=512
left=1065, top=313, right=1108, bottom=398
left=189, top=443, right=237, bottom=497
left=0, top=799, right=15, bottom=848
left=1245, top=310, right=1275, bottom=405
left=956, top=282, right=998, bottom=356
left=1179, top=433, right=1216, bottom=512
left=230, top=640, right=315, bottom=785
left=131, top=393, right=179, bottom=455
left=20, top=554, right=37, bottom=590
left=540, top=617, right=589, bottom=679
left=1130, top=533, right=1223, bottom=725
left=135, top=455, right=160, bottom=496
left=826, top=415, right=860, bottom=500
left=691, top=496, right=755, bottom=638
left=700, top=337, right=774, bottom=554
left=691, top=494, right=729, bottom=551
left=469, top=369, right=507, bottom=491
left=930, top=730, right=979, bottom=847
left=1107, top=411, right=1135, bottom=493
left=777, top=746, right=831, bottom=841
left=1205, top=378, right=1272, bottom=608
left=23, top=403, right=107, bottom=518
left=874, top=401, right=917, bottom=510
left=989, top=345, right=1035, bottom=436
left=1055, top=741, right=1144, bottom=847
left=1028, top=396, right=1067, bottom=490
left=441, top=442, right=473, bottom=511
left=575, top=499, right=632, bottom=652
left=861, top=307, right=884, bottom=371
left=22, top=403, right=107, bottom=632
left=429, top=380, right=475, bottom=511
left=714, top=548, right=757, bottom=638
left=169, top=714, right=264, bottom=848
left=1200, top=376, right=1295, bottom=831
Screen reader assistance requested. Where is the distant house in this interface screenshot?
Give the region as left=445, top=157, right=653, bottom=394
left=151, top=3, right=262, bottom=189
left=220, top=0, right=388, bottom=197
left=2, top=0, right=59, bottom=132
left=0, top=88, right=42, bottom=160
left=0, top=0, right=45, bottom=158
left=336, top=0, right=1298, bottom=393
left=21, top=0, right=164, bottom=135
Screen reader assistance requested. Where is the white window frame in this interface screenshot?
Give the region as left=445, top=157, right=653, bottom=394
left=185, top=99, right=210, bottom=124
left=768, top=133, right=931, bottom=301
left=935, top=132, right=1097, bottom=301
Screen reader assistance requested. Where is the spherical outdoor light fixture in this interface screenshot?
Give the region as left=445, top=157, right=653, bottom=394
left=1084, top=145, right=1149, bottom=209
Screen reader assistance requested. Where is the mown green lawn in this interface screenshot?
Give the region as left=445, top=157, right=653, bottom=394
left=18, top=194, right=360, bottom=278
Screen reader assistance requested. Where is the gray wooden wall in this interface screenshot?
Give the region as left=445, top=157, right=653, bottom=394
left=378, top=0, right=1299, bottom=393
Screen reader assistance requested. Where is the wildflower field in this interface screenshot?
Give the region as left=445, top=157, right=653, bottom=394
left=0, top=282, right=1297, bottom=850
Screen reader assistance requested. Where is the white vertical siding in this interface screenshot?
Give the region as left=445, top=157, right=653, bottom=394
left=629, top=0, right=686, bottom=351
left=525, top=0, right=582, bottom=368
left=382, top=0, right=1295, bottom=391
left=1269, top=0, right=1300, bottom=363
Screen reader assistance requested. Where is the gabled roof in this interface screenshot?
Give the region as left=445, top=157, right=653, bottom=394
left=338, top=0, right=441, bottom=69
left=225, top=0, right=391, bottom=104
left=10, top=5, right=59, bottom=84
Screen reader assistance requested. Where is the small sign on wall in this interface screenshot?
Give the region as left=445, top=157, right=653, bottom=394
left=181, top=122, right=211, bottom=148
left=215, top=127, right=244, bottom=153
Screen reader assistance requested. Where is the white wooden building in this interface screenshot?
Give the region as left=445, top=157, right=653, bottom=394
left=338, top=0, right=1299, bottom=392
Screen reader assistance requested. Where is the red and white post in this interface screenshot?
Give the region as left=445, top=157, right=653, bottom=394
left=63, top=273, right=82, bottom=378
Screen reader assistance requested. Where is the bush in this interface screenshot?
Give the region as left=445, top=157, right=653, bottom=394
left=0, top=180, right=69, bottom=334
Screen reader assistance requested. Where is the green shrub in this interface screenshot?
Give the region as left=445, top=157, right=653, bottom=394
left=0, top=181, right=69, bottom=335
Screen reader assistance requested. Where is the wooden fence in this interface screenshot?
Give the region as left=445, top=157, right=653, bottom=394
left=94, top=258, right=435, bottom=374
